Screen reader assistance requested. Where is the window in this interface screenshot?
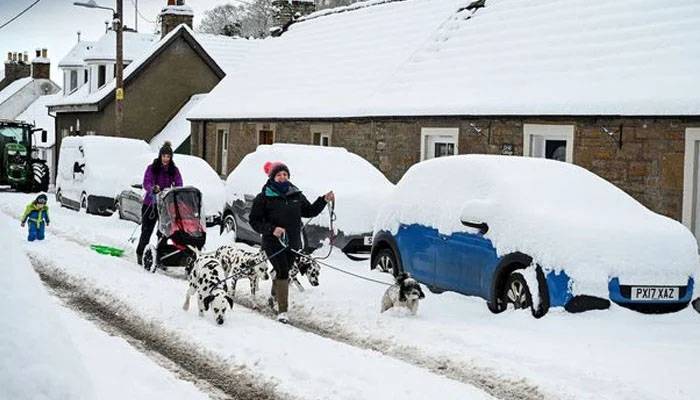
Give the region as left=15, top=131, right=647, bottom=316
left=84, top=69, right=88, bottom=83
left=311, top=124, right=332, bottom=146
left=258, top=130, right=274, bottom=145
left=523, top=124, right=574, bottom=163
left=420, top=128, right=459, bottom=161
left=97, top=65, right=106, bottom=88
left=69, top=70, right=78, bottom=92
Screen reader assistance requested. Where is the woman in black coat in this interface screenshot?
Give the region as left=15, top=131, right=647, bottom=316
left=249, top=161, right=334, bottom=324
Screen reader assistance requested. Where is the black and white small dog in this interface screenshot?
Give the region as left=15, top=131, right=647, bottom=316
left=381, top=272, right=426, bottom=315
left=215, top=245, right=270, bottom=297
left=183, top=255, right=233, bottom=325
left=286, top=253, right=321, bottom=291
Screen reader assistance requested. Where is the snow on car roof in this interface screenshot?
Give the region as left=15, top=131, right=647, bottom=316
left=227, top=143, right=394, bottom=234
left=191, top=0, right=700, bottom=119
left=374, top=155, right=698, bottom=296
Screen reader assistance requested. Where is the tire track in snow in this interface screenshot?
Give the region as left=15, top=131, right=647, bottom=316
left=8, top=207, right=547, bottom=400
left=29, top=256, right=286, bottom=400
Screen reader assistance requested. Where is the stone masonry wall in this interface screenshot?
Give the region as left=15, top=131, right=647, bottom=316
left=195, top=116, right=700, bottom=221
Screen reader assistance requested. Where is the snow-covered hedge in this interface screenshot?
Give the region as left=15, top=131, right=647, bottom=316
left=374, top=155, right=699, bottom=297
left=0, top=217, right=94, bottom=399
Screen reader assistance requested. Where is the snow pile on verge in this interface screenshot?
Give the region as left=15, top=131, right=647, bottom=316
left=226, top=143, right=394, bottom=234
left=374, top=155, right=699, bottom=296
left=0, top=217, right=94, bottom=400
left=58, top=136, right=152, bottom=198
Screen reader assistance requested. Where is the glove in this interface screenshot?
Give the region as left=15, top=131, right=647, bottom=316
left=152, top=185, right=161, bottom=194
left=21, top=221, right=25, bottom=228
left=46, top=222, right=49, bottom=227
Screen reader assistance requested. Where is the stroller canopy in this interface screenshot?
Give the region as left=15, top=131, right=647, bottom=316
left=157, top=186, right=206, bottom=246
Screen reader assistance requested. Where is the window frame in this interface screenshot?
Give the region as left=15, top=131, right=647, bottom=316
left=420, top=127, right=459, bottom=161
left=523, top=124, right=575, bottom=163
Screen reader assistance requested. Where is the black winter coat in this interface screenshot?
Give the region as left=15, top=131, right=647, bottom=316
left=249, top=181, right=327, bottom=251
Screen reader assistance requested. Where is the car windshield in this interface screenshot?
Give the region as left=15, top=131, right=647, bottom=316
left=0, top=125, right=28, bottom=145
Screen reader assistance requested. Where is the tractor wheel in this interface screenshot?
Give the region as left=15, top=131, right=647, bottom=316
left=31, top=162, right=50, bottom=193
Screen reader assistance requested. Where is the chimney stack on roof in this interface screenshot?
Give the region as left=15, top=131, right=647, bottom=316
left=0, top=49, right=31, bottom=91
left=271, top=0, right=316, bottom=37
left=31, top=48, right=50, bottom=80
left=160, top=0, right=193, bottom=38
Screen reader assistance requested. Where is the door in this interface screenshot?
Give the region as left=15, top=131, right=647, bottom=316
left=217, top=127, right=229, bottom=175
left=258, top=130, right=274, bottom=145
left=682, top=128, right=700, bottom=246
left=434, top=231, right=499, bottom=297
left=395, top=224, right=438, bottom=286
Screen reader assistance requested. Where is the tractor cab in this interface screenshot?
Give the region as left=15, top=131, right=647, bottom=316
left=0, top=120, right=49, bottom=192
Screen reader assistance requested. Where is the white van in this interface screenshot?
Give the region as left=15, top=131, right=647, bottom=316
left=56, top=136, right=151, bottom=215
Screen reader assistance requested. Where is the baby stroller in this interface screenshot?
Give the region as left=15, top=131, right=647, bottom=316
left=142, top=186, right=206, bottom=274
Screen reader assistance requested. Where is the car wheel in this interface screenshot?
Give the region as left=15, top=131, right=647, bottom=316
left=505, top=271, right=532, bottom=310
left=143, top=245, right=157, bottom=273
left=80, top=193, right=89, bottom=214
left=373, top=247, right=400, bottom=276
left=115, top=200, right=126, bottom=220
left=56, top=189, right=63, bottom=205
left=504, top=270, right=548, bottom=318
left=487, top=296, right=507, bottom=314
left=692, top=297, right=700, bottom=314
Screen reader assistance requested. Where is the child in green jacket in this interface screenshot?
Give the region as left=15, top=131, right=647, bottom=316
left=21, top=194, right=50, bottom=241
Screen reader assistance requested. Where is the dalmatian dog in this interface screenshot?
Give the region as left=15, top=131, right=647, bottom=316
left=215, top=245, right=270, bottom=298
left=183, top=255, right=233, bottom=325
left=381, top=272, right=426, bottom=315
left=288, top=254, right=321, bottom=291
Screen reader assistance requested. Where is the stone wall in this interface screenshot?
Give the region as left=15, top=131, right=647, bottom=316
left=193, top=116, right=700, bottom=221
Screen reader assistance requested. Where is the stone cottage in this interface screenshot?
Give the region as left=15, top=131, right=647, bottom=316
left=187, top=0, right=700, bottom=242
left=47, top=0, right=257, bottom=178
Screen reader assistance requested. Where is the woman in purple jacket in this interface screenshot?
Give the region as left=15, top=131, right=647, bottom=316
left=136, top=141, right=183, bottom=265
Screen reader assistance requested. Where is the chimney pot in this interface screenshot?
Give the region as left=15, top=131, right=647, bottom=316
left=7, top=52, right=11, bottom=61
left=35, top=49, right=41, bottom=58
left=23, top=52, right=28, bottom=62
left=41, top=48, right=47, bottom=58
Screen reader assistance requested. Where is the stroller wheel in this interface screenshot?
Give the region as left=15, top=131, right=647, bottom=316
left=143, top=245, right=157, bottom=273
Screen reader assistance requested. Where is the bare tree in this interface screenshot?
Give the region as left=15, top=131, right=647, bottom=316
left=198, top=1, right=274, bottom=39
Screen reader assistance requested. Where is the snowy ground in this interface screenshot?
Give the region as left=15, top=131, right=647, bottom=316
left=3, top=192, right=699, bottom=400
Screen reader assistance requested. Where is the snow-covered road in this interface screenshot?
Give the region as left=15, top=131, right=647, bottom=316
left=3, top=192, right=699, bottom=400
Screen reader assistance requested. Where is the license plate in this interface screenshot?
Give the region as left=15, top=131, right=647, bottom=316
left=363, top=236, right=373, bottom=246
left=630, top=286, right=679, bottom=301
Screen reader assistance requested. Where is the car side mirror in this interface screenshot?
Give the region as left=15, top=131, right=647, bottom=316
left=461, top=220, right=489, bottom=235
left=131, top=183, right=143, bottom=189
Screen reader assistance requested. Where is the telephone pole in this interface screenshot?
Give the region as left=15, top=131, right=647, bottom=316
left=115, top=0, right=124, bottom=136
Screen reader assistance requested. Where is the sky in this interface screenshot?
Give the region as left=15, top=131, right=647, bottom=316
left=0, top=0, right=231, bottom=81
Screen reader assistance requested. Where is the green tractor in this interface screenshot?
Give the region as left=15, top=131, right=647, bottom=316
left=0, top=119, right=50, bottom=193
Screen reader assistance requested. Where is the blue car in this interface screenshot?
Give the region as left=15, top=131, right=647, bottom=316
left=371, top=155, right=697, bottom=317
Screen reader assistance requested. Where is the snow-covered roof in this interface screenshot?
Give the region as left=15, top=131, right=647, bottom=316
left=50, top=25, right=255, bottom=109
left=58, top=41, right=95, bottom=68
left=150, top=93, right=207, bottom=151
left=84, top=31, right=158, bottom=62
left=190, top=0, right=700, bottom=119
left=161, top=4, right=194, bottom=16
left=0, top=77, right=31, bottom=106
left=17, top=93, right=62, bottom=148
left=194, top=33, right=258, bottom=73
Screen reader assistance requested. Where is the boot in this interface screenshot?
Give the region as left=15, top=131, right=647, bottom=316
left=274, top=279, right=289, bottom=322
left=268, top=280, right=278, bottom=311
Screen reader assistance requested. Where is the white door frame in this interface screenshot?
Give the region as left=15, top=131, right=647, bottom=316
left=523, top=124, right=574, bottom=162
left=420, top=127, right=459, bottom=161
left=681, top=128, right=700, bottom=232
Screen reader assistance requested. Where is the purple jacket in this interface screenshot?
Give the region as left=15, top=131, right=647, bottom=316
left=142, top=162, right=183, bottom=206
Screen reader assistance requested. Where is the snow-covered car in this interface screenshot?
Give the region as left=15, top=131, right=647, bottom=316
left=56, top=136, right=151, bottom=215
left=223, top=143, right=394, bottom=256
left=115, top=153, right=225, bottom=227
left=372, top=155, right=698, bottom=317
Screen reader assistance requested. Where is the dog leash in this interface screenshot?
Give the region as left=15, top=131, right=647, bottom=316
left=212, top=234, right=290, bottom=287
left=288, top=246, right=392, bottom=287
left=127, top=202, right=155, bottom=244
